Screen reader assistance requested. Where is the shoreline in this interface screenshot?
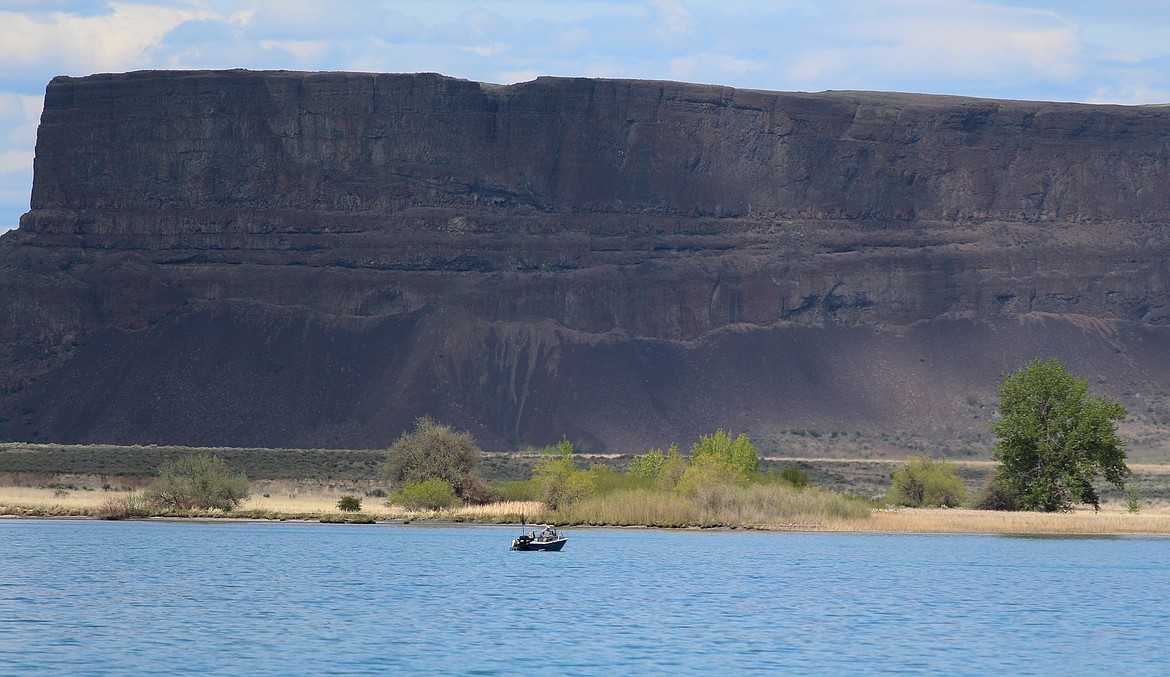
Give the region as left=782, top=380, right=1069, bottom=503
left=4, top=508, right=1170, bottom=537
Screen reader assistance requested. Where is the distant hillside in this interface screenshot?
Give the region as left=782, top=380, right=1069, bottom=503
left=2, top=70, right=1170, bottom=458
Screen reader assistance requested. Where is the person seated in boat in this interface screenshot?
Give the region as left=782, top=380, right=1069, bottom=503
left=541, top=525, right=555, bottom=540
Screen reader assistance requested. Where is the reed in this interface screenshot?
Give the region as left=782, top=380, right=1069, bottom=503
left=548, top=484, right=873, bottom=529
left=450, top=501, right=545, bottom=517
left=0, top=484, right=125, bottom=514
left=854, top=507, right=1170, bottom=535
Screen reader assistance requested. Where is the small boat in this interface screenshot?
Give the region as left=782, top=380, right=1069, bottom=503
left=511, top=525, right=567, bottom=551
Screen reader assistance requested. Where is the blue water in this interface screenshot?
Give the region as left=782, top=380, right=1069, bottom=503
left=1, top=520, right=1168, bottom=675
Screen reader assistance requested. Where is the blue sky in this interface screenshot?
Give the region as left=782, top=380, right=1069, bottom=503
left=2, top=0, right=1170, bottom=233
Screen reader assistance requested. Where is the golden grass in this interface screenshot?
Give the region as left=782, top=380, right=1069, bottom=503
left=545, top=484, right=873, bottom=529
left=450, top=501, right=545, bottom=517
left=241, top=480, right=398, bottom=516
left=846, top=507, right=1170, bottom=535
left=0, top=485, right=120, bottom=513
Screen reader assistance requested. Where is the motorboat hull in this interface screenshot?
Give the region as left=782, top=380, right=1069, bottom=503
left=511, top=535, right=567, bottom=551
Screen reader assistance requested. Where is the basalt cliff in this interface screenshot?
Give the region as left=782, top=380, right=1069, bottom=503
left=3, top=70, right=1170, bottom=456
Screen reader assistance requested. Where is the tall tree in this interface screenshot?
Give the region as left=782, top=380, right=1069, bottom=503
left=385, top=417, right=485, bottom=501
left=990, top=358, right=1129, bottom=512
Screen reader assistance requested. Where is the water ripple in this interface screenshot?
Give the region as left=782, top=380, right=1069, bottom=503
left=1, top=522, right=1168, bottom=675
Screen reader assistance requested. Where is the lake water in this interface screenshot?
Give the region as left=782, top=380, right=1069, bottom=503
left=1, top=520, right=1168, bottom=676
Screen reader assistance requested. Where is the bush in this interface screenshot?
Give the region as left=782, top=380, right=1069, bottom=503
left=1126, top=487, right=1141, bottom=514
left=385, top=418, right=486, bottom=501
left=779, top=466, right=811, bottom=489
left=656, top=443, right=688, bottom=491
left=972, top=475, right=1020, bottom=511
left=675, top=455, right=747, bottom=499
left=143, top=454, right=250, bottom=511
left=337, top=495, right=362, bottom=512
left=629, top=447, right=666, bottom=480
left=95, top=494, right=151, bottom=520
left=690, top=429, right=758, bottom=475
left=392, top=478, right=460, bottom=511
left=585, top=463, right=651, bottom=495
left=533, top=438, right=593, bottom=510
left=459, top=475, right=497, bottom=505
left=886, top=455, right=968, bottom=508
left=493, top=479, right=540, bottom=502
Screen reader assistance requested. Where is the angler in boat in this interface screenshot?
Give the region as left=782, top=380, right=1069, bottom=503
left=511, top=524, right=567, bottom=551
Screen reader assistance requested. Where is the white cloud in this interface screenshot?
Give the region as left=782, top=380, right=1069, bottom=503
left=1088, top=83, right=1170, bottom=105
left=0, top=2, right=217, bottom=73
left=460, top=43, right=511, bottom=57
left=496, top=69, right=543, bottom=85
left=0, top=149, right=33, bottom=174
left=782, top=1, right=1085, bottom=92
left=258, top=39, right=331, bottom=64
left=669, top=53, right=761, bottom=83
left=649, top=0, right=696, bottom=42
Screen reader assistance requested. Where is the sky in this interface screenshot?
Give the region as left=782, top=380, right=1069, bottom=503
left=2, top=0, right=1170, bottom=233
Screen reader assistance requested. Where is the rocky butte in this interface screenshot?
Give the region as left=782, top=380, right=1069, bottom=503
left=2, top=69, right=1170, bottom=456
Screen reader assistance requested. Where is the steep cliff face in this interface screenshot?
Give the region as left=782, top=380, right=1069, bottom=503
left=3, top=70, right=1170, bottom=454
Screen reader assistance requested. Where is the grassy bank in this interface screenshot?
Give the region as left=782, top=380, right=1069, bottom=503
left=5, top=478, right=1170, bottom=535
left=4, top=441, right=1170, bottom=534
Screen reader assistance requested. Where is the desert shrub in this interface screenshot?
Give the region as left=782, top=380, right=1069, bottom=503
left=459, top=475, right=497, bottom=505
left=779, top=466, right=811, bottom=488
left=690, top=429, right=758, bottom=475
left=391, top=478, right=460, bottom=511
left=533, top=438, right=593, bottom=510
left=1126, top=487, right=1142, bottom=514
left=385, top=418, right=486, bottom=501
left=337, top=495, right=362, bottom=512
left=95, top=494, right=151, bottom=520
left=886, top=455, right=968, bottom=508
left=972, top=474, right=1020, bottom=511
left=143, top=454, right=250, bottom=511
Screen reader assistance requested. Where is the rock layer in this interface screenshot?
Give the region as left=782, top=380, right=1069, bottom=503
left=3, top=70, right=1170, bottom=455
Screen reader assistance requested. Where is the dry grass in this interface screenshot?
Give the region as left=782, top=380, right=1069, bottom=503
left=450, top=501, right=544, bottom=517
left=841, top=507, right=1170, bottom=535
left=544, top=484, right=874, bottom=529
left=0, top=485, right=122, bottom=514
left=241, top=479, right=396, bottom=516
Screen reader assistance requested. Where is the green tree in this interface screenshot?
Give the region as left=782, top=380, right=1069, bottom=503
left=690, top=429, right=758, bottom=475
left=656, top=443, right=687, bottom=490
left=629, top=447, right=666, bottom=480
left=337, top=495, right=362, bottom=512
left=990, top=358, right=1130, bottom=512
left=533, top=438, right=593, bottom=510
left=385, top=417, right=484, bottom=501
left=143, top=454, right=250, bottom=511
left=675, top=454, right=747, bottom=498
left=885, top=455, right=968, bottom=508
